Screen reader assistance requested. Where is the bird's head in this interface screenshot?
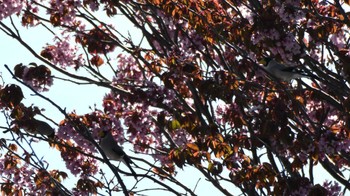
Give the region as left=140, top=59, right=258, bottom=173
left=259, top=57, right=273, bottom=67
left=98, top=130, right=110, bottom=145
left=98, top=130, right=108, bottom=138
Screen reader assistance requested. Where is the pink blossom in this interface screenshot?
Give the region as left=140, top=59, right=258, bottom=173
left=274, top=1, right=305, bottom=23
left=153, top=153, right=172, bottom=165
left=171, top=128, right=194, bottom=146
left=21, top=67, right=53, bottom=92
left=62, top=149, right=99, bottom=177
left=282, top=33, right=301, bottom=54
left=215, top=103, right=229, bottom=125
left=215, top=102, right=243, bottom=128
left=309, top=47, right=323, bottom=61
left=49, top=0, right=82, bottom=26
left=0, top=0, right=25, bottom=21
left=236, top=5, right=254, bottom=24
left=290, top=186, right=311, bottom=196
left=115, top=54, right=145, bottom=85
left=42, top=35, right=84, bottom=68
left=88, top=1, right=99, bottom=11
left=323, top=181, right=342, bottom=196
left=251, top=31, right=265, bottom=45
left=330, top=30, right=346, bottom=49
left=0, top=155, right=56, bottom=194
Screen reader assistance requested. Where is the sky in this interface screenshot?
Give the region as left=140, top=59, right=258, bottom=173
left=0, top=6, right=347, bottom=196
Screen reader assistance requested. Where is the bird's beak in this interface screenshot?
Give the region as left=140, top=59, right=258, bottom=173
left=258, top=59, right=266, bottom=65
left=98, top=131, right=106, bottom=138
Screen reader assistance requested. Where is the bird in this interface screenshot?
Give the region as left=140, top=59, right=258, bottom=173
left=259, top=57, right=311, bottom=81
left=21, top=118, right=55, bottom=138
left=99, top=130, right=137, bottom=180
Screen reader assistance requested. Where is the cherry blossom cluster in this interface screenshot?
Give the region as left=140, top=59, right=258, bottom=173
left=48, top=0, right=81, bottom=26
left=57, top=99, right=191, bottom=171
left=62, top=150, right=98, bottom=177
left=114, top=54, right=146, bottom=86
left=14, top=63, right=53, bottom=92
left=41, top=35, right=85, bottom=69
left=305, top=99, right=350, bottom=160
left=1, top=0, right=350, bottom=195
left=289, top=180, right=312, bottom=196
left=103, top=90, right=178, bottom=157
left=57, top=121, right=97, bottom=155
left=273, top=0, right=305, bottom=23
left=147, top=8, right=205, bottom=63
left=122, top=103, right=161, bottom=149
left=215, top=102, right=241, bottom=127
left=290, top=179, right=342, bottom=195
left=0, top=154, right=52, bottom=194
left=251, top=27, right=302, bottom=61
left=57, top=110, right=123, bottom=176
left=323, top=180, right=342, bottom=196
left=0, top=0, right=25, bottom=21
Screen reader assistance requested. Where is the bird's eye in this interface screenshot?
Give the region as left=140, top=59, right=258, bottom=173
left=264, top=58, right=272, bottom=64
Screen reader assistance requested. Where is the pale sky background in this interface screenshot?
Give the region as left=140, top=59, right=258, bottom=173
left=0, top=6, right=347, bottom=196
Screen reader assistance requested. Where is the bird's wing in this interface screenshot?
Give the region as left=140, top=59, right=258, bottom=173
left=123, top=155, right=137, bottom=179
left=101, top=132, right=138, bottom=180
left=111, top=144, right=126, bottom=156
left=111, top=146, right=138, bottom=180
left=281, top=66, right=308, bottom=76
left=281, top=66, right=299, bottom=72
left=33, top=119, right=55, bottom=136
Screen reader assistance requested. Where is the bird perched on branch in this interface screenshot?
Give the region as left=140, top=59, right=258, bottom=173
left=99, top=131, right=137, bottom=180
left=259, top=57, right=313, bottom=81
left=21, top=118, right=55, bottom=138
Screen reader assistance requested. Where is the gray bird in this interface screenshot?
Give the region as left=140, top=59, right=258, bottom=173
left=259, top=57, right=310, bottom=81
left=22, top=118, right=55, bottom=138
left=99, top=131, right=137, bottom=180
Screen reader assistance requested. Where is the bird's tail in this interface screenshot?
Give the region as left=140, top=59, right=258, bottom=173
left=282, top=66, right=319, bottom=80
left=124, top=156, right=138, bottom=180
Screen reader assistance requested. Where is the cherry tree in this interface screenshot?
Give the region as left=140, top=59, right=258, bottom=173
left=1, top=0, right=350, bottom=195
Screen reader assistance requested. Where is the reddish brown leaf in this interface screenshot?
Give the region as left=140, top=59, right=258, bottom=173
left=50, top=13, right=61, bottom=26
left=90, top=55, right=104, bottom=67
left=0, top=84, right=24, bottom=108
left=186, top=143, right=199, bottom=151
